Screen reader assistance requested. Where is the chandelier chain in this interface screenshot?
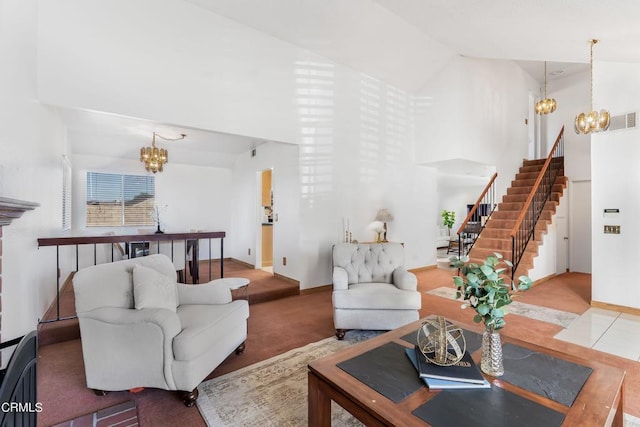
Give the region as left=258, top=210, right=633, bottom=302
left=543, top=61, right=547, bottom=98
left=590, top=39, right=595, bottom=110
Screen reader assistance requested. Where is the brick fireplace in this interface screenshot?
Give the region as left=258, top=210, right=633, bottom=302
left=0, top=197, right=39, bottom=343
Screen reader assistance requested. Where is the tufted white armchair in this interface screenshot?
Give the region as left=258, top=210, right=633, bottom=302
left=332, top=243, right=421, bottom=339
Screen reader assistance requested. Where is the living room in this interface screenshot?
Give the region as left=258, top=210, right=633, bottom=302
left=2, top=0, right=640, bottom=425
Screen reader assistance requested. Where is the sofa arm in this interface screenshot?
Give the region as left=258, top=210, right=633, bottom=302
left=177, top=281, right=232, bottom=305
left=333, top=267, right=349, bottom=290
left=79, top=306, right=182, bottom=339
left=77, top=307, right=182, bottom=391
left=393, top=268, right=418, bottom=291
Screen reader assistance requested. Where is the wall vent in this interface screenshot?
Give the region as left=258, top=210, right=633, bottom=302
left=608, top=112, right=637, bottom=131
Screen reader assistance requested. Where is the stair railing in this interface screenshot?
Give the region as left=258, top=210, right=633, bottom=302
left=455, top=172, right=498, bottom=258
left=510, top=126, right=565, bottom=281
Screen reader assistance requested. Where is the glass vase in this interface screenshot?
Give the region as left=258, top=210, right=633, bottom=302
left=481, top=327, right=504, bottom=377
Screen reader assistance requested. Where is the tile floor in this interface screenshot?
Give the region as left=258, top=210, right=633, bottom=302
left=554, top=307, right=640, bottom=362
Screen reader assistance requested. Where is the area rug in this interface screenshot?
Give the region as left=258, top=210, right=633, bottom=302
left=427, top=287, right=579, bottom=328
left=196, top=332, right=377, bottom=426
left=197, top=329, right=640, bottom=426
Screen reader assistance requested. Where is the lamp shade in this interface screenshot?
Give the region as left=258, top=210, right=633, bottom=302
left=375, top=209, right=393, bottom=222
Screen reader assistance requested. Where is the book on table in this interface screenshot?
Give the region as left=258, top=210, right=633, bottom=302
left=405, top=347, right=490, bottom=390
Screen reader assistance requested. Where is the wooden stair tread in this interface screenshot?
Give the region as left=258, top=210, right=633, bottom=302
left=466, top=156, right=566, bottom=279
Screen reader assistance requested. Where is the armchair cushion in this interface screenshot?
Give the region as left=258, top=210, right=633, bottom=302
left=133, top=265, right=178, bottom=312
left=332, top=283, right=422, bottom=310
left=173, top=301, right=249, bottom=361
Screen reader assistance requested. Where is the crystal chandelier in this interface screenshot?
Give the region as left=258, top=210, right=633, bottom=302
left=575, top=39, right=610, bottom=134
left=534, top=61, right=556, bottom=115
left=140, top=132, right=186, bottom=173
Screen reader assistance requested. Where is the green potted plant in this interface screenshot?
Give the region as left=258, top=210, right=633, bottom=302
left=441, top=210, right=455, bottom=235
left=452, top=252, right=532, bottom=376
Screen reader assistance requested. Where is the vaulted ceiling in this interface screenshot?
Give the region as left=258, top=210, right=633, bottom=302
left=60, top=0, right=640, bottom=167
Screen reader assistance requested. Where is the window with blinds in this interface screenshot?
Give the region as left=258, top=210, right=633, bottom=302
left=62, top=156, right=72, bottom=230
left=86, top=172, right=155, bottom=227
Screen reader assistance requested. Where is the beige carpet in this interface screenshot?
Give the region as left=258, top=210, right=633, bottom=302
left=196, top=332, right=377, bottom=426
left=197, top=311, right=640, bottom=426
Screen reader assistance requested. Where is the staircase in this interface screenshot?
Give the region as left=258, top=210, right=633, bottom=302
left=467, top=158, right=567, bottom=279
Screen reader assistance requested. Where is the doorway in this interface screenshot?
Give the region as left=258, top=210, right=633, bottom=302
left=556, top=216, right=568, bottom=274
left=259, top=169, right=274, bottom=274
left=569, top=180, right=592, bottom=273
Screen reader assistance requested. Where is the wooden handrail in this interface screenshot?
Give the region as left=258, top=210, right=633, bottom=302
left=510, top=126, right=564, bottom=238
left=456, top=172, right=498, bottom=235
left=38, top=231, right=225, bottom=247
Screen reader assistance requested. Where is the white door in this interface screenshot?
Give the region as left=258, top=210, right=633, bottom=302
left=570, top=181, right=592, bottom=273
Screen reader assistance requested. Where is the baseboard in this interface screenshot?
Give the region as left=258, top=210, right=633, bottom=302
left=198, top=257, right=233, bottom=263
left=409, top=265, right=437, bottom=273
left=228, top=258, right=254, bottom=269
left=591, top=300, right=640, bottom=317
left=300, top=284, right=332, bottom=295
left=532, top=273, right=556, bottom=287
left=274, top=273, right=300, bottom=287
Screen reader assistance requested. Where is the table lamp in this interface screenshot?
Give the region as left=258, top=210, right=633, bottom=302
left=374, top=209, right=394, bottom=242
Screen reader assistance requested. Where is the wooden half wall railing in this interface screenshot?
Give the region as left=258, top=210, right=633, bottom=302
left=455, top=172, right=499, bottom=258
left=37, top=231, right=226, bottom=323
left=510, top=126, right=565, bottom=281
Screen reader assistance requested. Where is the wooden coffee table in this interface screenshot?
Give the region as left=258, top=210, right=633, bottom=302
left=308, top=319, right=625, bottom=426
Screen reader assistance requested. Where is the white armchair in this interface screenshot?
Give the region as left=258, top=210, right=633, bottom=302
left=73, top=254, right=249, bottom=406
left=332, top=243, right=421, bottom=339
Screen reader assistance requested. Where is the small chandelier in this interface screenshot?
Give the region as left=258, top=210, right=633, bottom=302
left=534, top=61, right=556, bottom=115
left=575, top=39, right=610, bottom=134
left=140, top=132, right=186, bottom=173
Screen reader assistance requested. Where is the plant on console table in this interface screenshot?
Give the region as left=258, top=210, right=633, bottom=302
left=452, top=252, right=532, bottom=377
left=151, top=204, right=166, bottom=234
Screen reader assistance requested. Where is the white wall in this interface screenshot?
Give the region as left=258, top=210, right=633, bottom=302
left=231, top=142, right=300, bottom=280
left=544, top=71, right=591, bottom=181
left=294, top=68, right=438, bottom=288
left=415, top=56, right=537, bottom=199
left=38, top=0, right=300, bottom=144
left=0, top=0, right=69, bottom=339
left=591, top=61, right=640, bottom=309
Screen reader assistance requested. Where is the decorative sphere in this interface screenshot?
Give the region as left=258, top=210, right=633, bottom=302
left=416, top=316, right=466, bottom=367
